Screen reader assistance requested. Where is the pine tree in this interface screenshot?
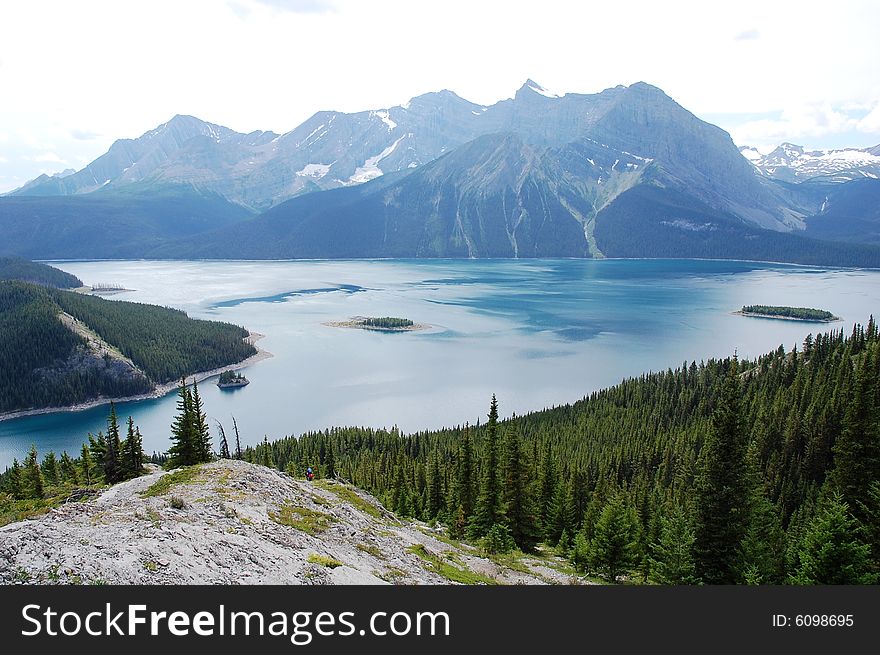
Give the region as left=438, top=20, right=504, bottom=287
left=501, top=427, right=540, bottom=551
left=190, top=380, right=212, bottom=462
left=168, top=380, right=197, bottom=468
left=79, top=443, right=93, bottom=486
left=831, top=352, right=880, bottom=524
left=121, top=416, right=144, bottom=479
left=590, top=493, right=640, bottom=583
left=426, top=450, right=444, bottom=520
left=59, top=451, right=79, bottom=485
left=694, top=357, right=749, bottom=584
left=571, top=528, right=591, bottom=572
left=467, top=395, right=503, bottom=540
left=792, top=491, right=873, bottom=584
left=232, top=416, right=243, bottom=459
left=537, top=441, right=557, bottom=540
left=88, top=432, right=106, bottom=475
left=737, top=444, right=785, bottom=583
left=649, top=504, right=697, bottom=584
left=103, top=403, right=123, bottom=483
left=24, top=444, right=44, bottom=499
left=40, top=451, right=59, bottom=485
left=5, top=459, right=23, bottom=499
left=216, top=420, right=231, bottom=460
left=325, top=440, right=336, bottom=479
left=449, top=425, right=475, bottom=537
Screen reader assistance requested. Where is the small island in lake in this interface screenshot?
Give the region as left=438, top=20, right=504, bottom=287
left=217, top=369, right=250, bottom=388
left=324, top=316, right=429, bottom=332
left=735, top=305, right=840, bottom=322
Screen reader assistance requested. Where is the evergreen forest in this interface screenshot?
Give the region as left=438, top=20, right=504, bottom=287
left=0, top=256, right=83, bottom=289
left=0, top=280, right=255, bottom=413
left=242, top=318, right=880, bottom=584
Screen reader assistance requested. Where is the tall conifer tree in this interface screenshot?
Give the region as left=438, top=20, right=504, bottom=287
left=468, top=395, right=503, bottom=540
left=694, top=357, right=749, bottom=584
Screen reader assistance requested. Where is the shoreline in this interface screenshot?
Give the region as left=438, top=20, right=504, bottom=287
left=0, top=332, right=272, bottom=423
left=732, top=311, right=840, bottom=323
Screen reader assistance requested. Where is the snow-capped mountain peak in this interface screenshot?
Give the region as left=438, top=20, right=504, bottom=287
left=740, top=142, right=880, bottom=183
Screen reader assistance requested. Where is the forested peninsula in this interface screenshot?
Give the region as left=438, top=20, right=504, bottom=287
left=0, top=279, right=258, bottom=416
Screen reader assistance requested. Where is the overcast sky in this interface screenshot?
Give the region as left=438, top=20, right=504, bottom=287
left=1, top=0, right=878, bottom=192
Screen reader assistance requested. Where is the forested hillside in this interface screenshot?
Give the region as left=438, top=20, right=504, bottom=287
left=0, top=257, right=82, bottom=289
left=248, top=319, right=880, bottom=584
left=50, top=291, right=255, bottom=384
left=0, top=281, right=256, bottom=413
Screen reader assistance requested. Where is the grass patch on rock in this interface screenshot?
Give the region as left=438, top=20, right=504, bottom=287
left=307, top=553, right=344, bottom=568
left=141, top=466, right=202, bottom=498
left=407, top=544, right=498, bottom=585
left=315, top=481, right=382, bottom=518
left=269, top=503, right=335, bottom=535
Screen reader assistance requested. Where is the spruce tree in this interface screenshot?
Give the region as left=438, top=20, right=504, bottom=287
left=24, top=445, right=44, bottom=499
left=737, top=444, right=785, bottom=583
left=694, top=357, right=749, bottom=584
left=831, top=352, right=880, bottom=524
left=590, top=493, right=640, bottom=583
left=103, top=403, right=123, bottom=483
left=40, top=451, right=59, bottom=485
left=79, top=443, right=93, bottom=486
left=168, top=379, right=197, bottom=467
left=190, top=380, right=212, bottom=462
left=449, top=425, right=475, bottom=537
left=426, top=450, right=444, bottom=520
left=649, top=504, right=697, bottom=584
left=122, top=416, right=144, bottom=479
left=537, top=441, right=557, bottom=540
left=792, top=491, right=873, bottom=584
left=467, top=395, right=503, bottom=540
left=325, top=441, right=336, bottom=479
left=501, top=427, right=540, bottom=551
left=6, top=459, right=23, bottom=499
left=59, top=451, right=79, bottom=485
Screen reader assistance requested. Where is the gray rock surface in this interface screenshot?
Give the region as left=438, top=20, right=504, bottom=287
left=0, top=460, right=578, bottom=585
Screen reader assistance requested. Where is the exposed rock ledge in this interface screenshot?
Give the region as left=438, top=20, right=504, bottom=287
left=0, top=460, right=578, bottom=585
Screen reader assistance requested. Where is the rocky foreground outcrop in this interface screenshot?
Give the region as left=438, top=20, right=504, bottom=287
left=0, top=460, right=576, bottom=585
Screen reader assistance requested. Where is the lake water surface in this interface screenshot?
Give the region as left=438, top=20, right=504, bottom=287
left=2, top=258, right=878, bottom=467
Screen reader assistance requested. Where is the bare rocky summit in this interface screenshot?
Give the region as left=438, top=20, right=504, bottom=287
left=0, top=459, right=577, bottom=585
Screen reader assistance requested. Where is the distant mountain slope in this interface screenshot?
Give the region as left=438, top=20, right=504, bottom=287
left=160, top=132, right=880, bottom=267
left=742, top=142, right=880, bottom=183
left=0, top=257, right=82, bottom=288
left=592, top=184, right=880, bottom=267
left=0, top=281, right=257, bottom=415
left=4, top=80, right=879, bottom=263
left=9, top=81, right=815, bottom=231
left=0, top=185, right=253, bottom=259
left=803, top=179, right=880, bottom=246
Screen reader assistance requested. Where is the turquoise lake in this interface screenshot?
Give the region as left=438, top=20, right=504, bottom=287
left=1, top=258, right=879, bottom=468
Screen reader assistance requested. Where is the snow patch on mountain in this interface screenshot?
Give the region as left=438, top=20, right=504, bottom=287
left=349, top=135, right=406, bottom=184
left=372, top=110, right=397, bottom=132
left=296, top=163, right=332, bottom=179
left=527, top=81, right=561, bottom=98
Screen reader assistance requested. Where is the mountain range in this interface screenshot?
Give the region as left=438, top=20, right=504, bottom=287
left=3, top=80, right=880, bottom=264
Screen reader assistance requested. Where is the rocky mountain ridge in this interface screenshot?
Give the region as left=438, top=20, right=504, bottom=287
left=0, top=459, right=577, bottom=585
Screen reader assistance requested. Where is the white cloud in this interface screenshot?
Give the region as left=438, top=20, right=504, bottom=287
left=30, top=152, right=66, bottom=164
left=729, top=103, right=868, bottom=147
left=734, top=28, right=760, bottom=41
left=858, top=103, right=880, bottom=133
